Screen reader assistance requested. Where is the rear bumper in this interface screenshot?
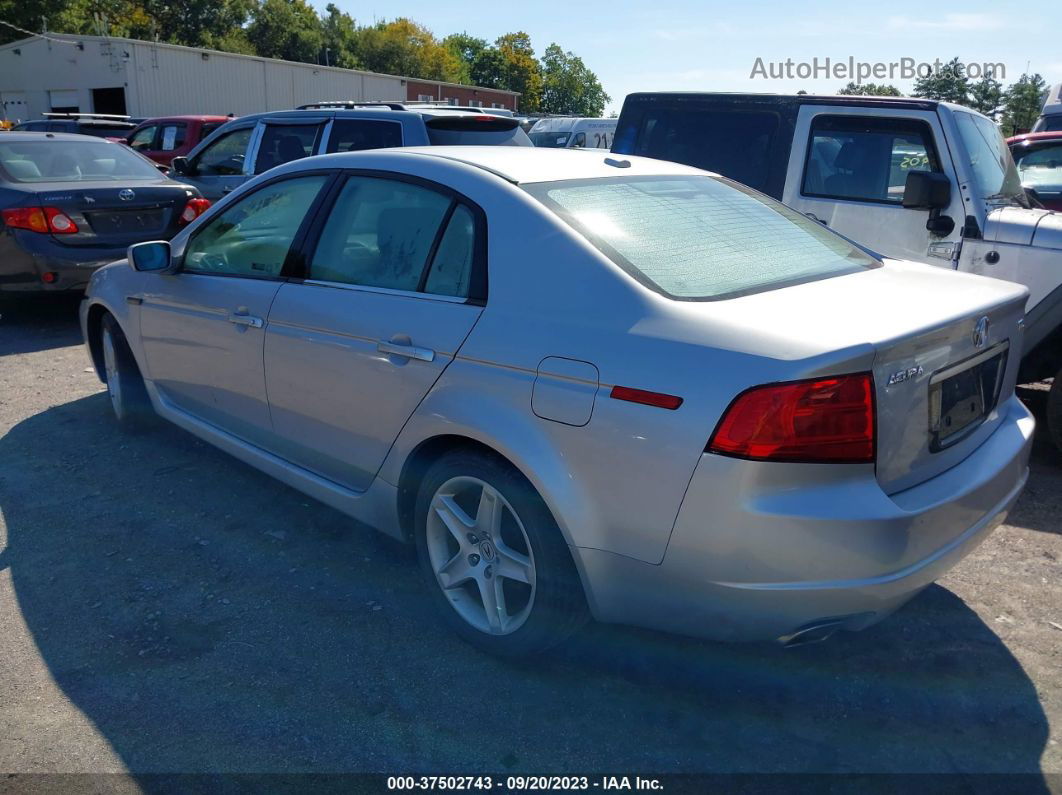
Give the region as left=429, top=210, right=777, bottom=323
left=577, top=396, right=1034, bottom=642
left=0, top=233, right=125, bottom=293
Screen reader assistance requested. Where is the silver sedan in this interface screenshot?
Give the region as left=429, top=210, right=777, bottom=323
left=81, top=147, right=1034, bottom=655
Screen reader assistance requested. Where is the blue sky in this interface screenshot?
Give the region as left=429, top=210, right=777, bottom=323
left=333, top=0, right=1061, bottom=113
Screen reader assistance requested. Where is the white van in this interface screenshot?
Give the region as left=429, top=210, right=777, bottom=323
left=529, top=117, right=617, bottom=150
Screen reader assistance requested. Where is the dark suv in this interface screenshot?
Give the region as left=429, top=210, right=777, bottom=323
left=169, top=103, right=531, bottom=200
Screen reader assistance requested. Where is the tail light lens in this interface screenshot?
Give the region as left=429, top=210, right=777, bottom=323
left=2, top=206, right=78, bottom=234
left=708, top=373, right=875, bottom=463
left=178, top=198, right=211, bottom=226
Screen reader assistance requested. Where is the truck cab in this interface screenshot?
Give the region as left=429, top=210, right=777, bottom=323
left=613, top=92, right=1062, bottom=449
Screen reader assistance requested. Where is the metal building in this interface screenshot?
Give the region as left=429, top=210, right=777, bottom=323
left=0, top=34, right=518, bottom=122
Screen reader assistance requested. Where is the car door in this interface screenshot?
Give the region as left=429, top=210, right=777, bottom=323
left=782, top=106, right=965, bottom=265
left=183, top=124, right=255, bottom=200
left=263, top=173, right=486, bottom=491
left=138, top=173, right=332, bottom=448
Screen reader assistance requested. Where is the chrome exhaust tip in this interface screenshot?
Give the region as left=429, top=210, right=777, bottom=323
left=778, top=620, right=844, bottom=648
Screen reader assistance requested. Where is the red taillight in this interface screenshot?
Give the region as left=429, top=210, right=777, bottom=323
left=610, top=385, right=683, bottom=410
left=1, top=206, right=77, bottom=234
left=178, top=197, right=211, bottom=226
left=708, top=373, right=875, bottom=463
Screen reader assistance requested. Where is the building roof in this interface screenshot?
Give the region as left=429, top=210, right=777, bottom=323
left=0, top=34, right=519, bottom=98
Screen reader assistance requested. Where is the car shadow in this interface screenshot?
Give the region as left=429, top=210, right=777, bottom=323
left=1012, top=386, right=1062, bottom=537
left=0, top=295, right=84, bottom=356
left=0, top=394, right=1051, bottom=783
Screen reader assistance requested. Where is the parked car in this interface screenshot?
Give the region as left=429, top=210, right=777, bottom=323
left=1008, top=131, right=1062, bottom=212
left=81, top=147, right=1033, bottom=655
left=1032, top=82, right=1062, bottom=133
left=0, top=132, right=209, bottom=293
left=613, top=92, right=1062, bottom=451
left=13, top=112, right=139, bottom=139
left=529, top=117, right=618, bottom=150
left=169, top=103, right=530, bottom=200
left=125, top=115, right=229, bottom=166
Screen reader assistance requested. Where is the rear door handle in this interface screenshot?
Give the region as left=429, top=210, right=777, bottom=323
left=377, top=340, right=435, bottom=362
left=228, top=313, right=263, bottom=329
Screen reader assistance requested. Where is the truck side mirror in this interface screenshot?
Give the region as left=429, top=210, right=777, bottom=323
left=170, top=156, right=191, bottom=176
left=902, top=171, right=951, bottom=210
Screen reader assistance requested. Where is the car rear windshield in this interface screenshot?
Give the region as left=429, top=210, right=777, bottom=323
left=0, top=140, right=163, bottom=183
left=523, top=175, right=879, bottom=300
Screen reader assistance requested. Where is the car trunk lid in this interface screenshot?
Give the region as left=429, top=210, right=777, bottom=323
left=36, top=181, right=194, bottom=247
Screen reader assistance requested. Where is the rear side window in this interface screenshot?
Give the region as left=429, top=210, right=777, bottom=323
left=159, top=123, right=187, bottom=151
left=425, top=116, right=531, bottom=147
left=524, top=175, right=879, bottom=301
left=309, top=177, right=478, bottom=298
left=802, top=115, right=940, bottom=204
left=254, top=124, right=321, bottom=173
left=621, top=109, right=780, bottom=192
left=326, top=119, right=402, bottom=153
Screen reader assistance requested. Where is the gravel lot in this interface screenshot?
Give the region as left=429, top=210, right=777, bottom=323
left=0, top=297, right=1060, bottom=783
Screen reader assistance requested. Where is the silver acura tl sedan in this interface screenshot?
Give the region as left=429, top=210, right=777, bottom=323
left=80, top=146, right=1035, bottom=656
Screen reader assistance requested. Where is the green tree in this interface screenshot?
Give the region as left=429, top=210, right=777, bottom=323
left=837, top=82, right=902, bottom=96
left=320, top=3, right=359, bottom=68
left=912, top=57, right=970, bottom=105
left=469, top=47, right=507, bottom=88
left=539, top=43, right=609, bottom=116
left=969, top=69, right=1003, bottom=118
left=442, top=32, right=485, bottom=83
left=495, top=31, right=542, bottom=111
left=352, top=18, right=464, bottom=82
left=1001, top=73, right=1048, bottom=136
left=247, top=0, right=323, bottom=63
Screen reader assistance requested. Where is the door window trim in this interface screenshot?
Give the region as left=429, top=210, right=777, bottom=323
left=178, top=169, right=341, bottom=282
left=799, top=113, right=943, bottom=206
left=292, top=168, right=488, bottom=305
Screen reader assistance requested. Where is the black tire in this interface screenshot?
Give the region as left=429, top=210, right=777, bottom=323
left=1048, top=373, right=1062, bottom=454
left=413, top=449, right=588, bottom=656
left=100, top=313, right=155, bottom=430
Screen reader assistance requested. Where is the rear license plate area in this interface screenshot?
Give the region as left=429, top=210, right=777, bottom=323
left=87, top=208, right=164, bottom=234
left=929, top=343, right=1008, bottom=451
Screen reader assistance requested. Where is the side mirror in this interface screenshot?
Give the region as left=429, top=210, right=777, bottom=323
left=155, top=163, right=170, bottom=175
left=902, top=170, right=951, bottom=210
left=128, top=240, right=172, bottom=272
left=170, top=156, right=190, bottom=176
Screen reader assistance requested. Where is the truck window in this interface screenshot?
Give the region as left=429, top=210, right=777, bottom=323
left=622, top=110, right=780, bottom=192
left=802, top=115, right=940, bottom=204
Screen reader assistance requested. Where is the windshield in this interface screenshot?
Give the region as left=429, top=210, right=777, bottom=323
left=0, top=140, right=163, bottom=182
left=1013, top=142, right=1062, bottom=189
left=954, top=111, right=1024, bottom=203
left=524, top=175, right=879, bottom=300
left=530, top=131, right=571, bottom=148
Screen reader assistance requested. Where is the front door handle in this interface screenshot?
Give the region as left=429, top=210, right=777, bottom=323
left=377, top=340, right=435, bottom=362
left=228, top=313, right=263, bottom=329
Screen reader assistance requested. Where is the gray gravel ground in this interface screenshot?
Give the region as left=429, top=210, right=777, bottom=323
left=0, top=297, right=1059, bottom=785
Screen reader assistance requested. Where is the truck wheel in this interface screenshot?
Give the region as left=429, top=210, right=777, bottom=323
left=1048, top=374, right=1062, bottom=453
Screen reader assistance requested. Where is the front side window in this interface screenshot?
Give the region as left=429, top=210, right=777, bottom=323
left=128, top=125, right=157, bottom=151
left=325, top=120, right=403, bottom=153
left=525, top=175, right=879, bottom=301
left=183, top=175, right=327, bottom=278
left=254, top=124, right=321, bottom=173
left=0, top=140, right=165, bottom=182
left=954, top=111, right=1024, bottom=203
left=803, top=116, right=940, bottom=203
left=309, top=176, right=476, bottom=297
left=193, top=127, right=253, bottom=176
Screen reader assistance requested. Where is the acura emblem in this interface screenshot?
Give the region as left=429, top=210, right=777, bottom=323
left=119, top=188, right=135, bottom=202
left=972, top=316, right=990, bottom=349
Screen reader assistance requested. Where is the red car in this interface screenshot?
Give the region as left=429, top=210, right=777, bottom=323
left=125, top=115, right=230, bottom=167
left=1007, top=131, right=1062, bottom=211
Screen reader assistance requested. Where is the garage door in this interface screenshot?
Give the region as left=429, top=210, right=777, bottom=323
left=49, top=89, right=80, bottom=112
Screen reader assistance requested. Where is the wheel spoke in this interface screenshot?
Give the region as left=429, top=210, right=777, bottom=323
left=433, top=494, right=475, bottom=544
left=494, top=540, right=533, bottom=585
left=474, top=485, right=503, bottom=536
left=437, top=550, right=474, bottom=589
left=477, top=575, right=507, bottom=634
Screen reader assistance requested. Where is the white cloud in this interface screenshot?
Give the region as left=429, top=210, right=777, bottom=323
left=886, top=13, right=1006, bottom=32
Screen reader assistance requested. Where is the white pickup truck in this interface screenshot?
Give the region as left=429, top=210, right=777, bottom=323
left=613, top=93, right=1062, bottom=449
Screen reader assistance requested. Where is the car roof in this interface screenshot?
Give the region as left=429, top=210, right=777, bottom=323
left=0, top=131, right=124, bottom=142
left=1008, top=131, right=1062, bottom=145
left=304, top=145, right=712, bottom=184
